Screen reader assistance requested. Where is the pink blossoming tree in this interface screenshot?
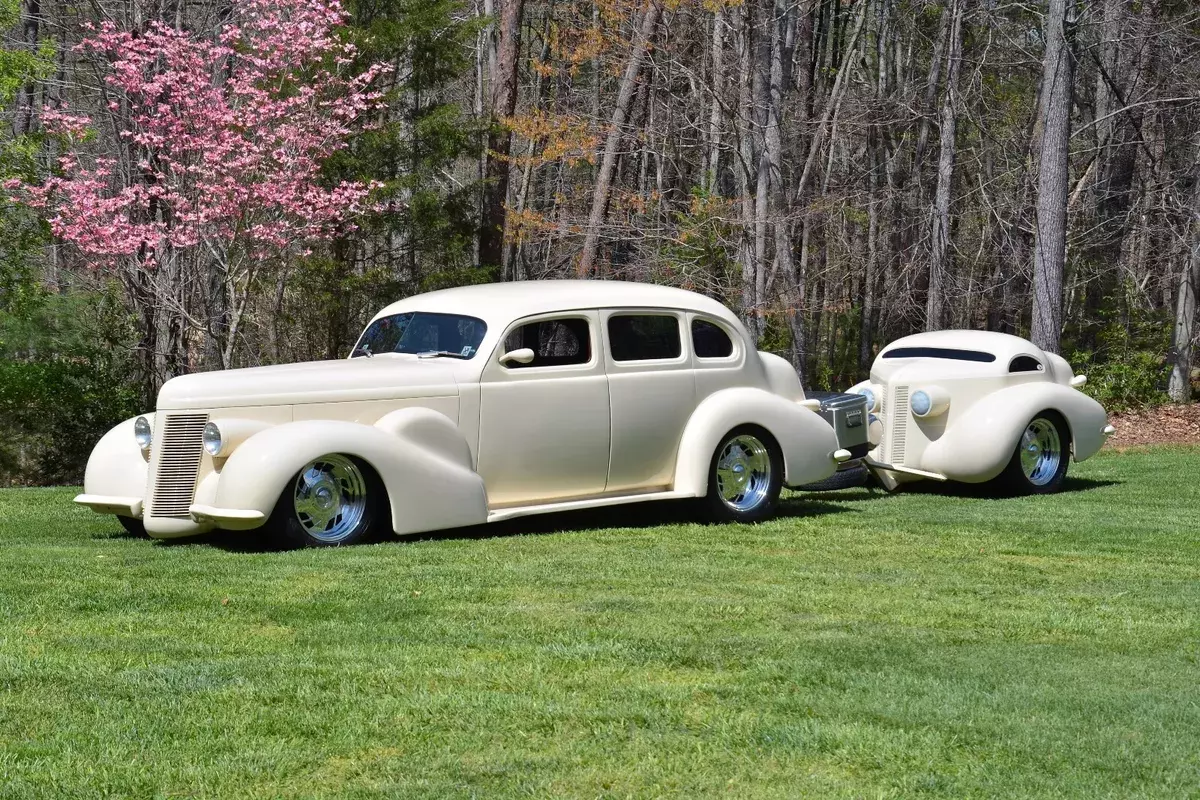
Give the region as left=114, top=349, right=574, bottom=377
left=9, top=0, right=389, bottom=390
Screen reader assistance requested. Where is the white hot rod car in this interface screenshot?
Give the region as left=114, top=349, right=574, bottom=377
left=847, top=330, right=1115, bottom=493
left=75, top=281, right=870, bottom=547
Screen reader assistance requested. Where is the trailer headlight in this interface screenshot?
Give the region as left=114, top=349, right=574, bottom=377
left=911, top=390, right=932, bottom=416
left=134, top=417, right=152, bottom=450
left=910, top=386, right=950, bottom=418
left=855, top=384, right=881, bottom=413
left=203, top=422, right=223, bottom=456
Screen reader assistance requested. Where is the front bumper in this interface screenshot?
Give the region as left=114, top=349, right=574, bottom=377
left=188, top=504, right=266, bottom=530
left=74, top=494, right=142, bottom=518
left=74, top=494, right=265, bottom=536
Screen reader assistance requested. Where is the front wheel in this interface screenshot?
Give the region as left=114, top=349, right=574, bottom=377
left=995, top=412, right=1070, bottom=495
left=116, top=516, right=147, bottom=537
left=263, top=454, right=384, bottom=548
left=701, top=427, right=783, bottom=523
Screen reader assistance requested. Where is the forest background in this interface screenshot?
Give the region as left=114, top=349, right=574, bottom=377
left=0, top=0, right=1197, bottom=484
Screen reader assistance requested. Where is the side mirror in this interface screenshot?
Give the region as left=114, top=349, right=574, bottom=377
left=499, top=347, right=536, bottom=367
left=1070, top=375, right=1087, bottom=388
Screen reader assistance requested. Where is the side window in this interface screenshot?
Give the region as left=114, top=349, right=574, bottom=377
left=691, top=318, right=734, bottom=359
left=608, top=315, right=682, bottom=362
left=502, top=318, right=591, bottom=368
left=1009, top=355, right=1044, bottom=373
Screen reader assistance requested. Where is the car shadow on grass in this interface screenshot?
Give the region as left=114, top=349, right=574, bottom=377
left=905, top=475, right=1121, bottom=499
left=428, top=495, right=856, bottom=543
left=786, top=475, right=1121, bottom=503
left=121, top=495, right=856, bottom=553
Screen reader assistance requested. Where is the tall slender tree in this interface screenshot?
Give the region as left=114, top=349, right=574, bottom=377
left=1031, top=0, right=1075, bottom=353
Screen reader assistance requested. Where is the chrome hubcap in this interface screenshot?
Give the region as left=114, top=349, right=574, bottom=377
left=715, top=435, right=772, bottom=512
left=1019, top=418, right=1062, bottom=486
left=293, top=454, right=368, bottom=542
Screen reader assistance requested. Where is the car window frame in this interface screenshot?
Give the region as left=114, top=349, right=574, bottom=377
left=689, top=315, right=739, bottom=363
left=601, top=309, right=689, bottom=371
left=1008, top=355, right=1045, bottom=374
left=484, top=311, right=602, bottom=380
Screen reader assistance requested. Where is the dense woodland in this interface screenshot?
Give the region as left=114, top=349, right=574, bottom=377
left=0, top=0, right=1198, bottom=483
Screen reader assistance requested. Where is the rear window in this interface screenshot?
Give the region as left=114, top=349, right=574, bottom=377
left=692, top=319, right=734, bottom=359
left=608, top=315, right=682, bottom=362
left=882, top=347, right=996, bottom=363
left=1009, top=355, right=1044, bottom=373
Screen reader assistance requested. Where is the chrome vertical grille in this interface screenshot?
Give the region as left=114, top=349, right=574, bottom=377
left=148, top=413, right=208, bottom=518
left=890, top=386, right=909, bottom=465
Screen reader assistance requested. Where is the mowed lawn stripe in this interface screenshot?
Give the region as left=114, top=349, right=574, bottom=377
left=0, top=446, right=1198, bottom=798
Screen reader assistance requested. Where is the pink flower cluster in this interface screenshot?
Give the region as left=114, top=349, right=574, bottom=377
left=8, top=0, right=390, bottom=265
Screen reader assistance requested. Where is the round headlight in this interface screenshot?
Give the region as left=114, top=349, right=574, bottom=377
left=911, top=390, right=933, bottom=417
left=134, top=416, right=152, bottom=450
left=858, top=387, right=876, bottom=412
left=203, top=422, right=223, bottom=456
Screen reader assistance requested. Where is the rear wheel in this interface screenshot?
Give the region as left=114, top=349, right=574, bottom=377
left=995, top=412, right=1069, bottom=494
left=264, top=454, right=385, bottom=548
left=702, top=427, right=783, bottom=523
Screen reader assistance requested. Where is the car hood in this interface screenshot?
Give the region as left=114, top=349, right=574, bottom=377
left=156, top=356, right=461, bottom=410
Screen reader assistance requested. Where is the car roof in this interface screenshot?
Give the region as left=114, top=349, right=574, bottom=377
left=878, top=330, right=1049, bottom=365
left=371, top=280, right=744, bottom=330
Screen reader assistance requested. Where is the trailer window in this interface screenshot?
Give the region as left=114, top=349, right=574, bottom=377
left=882, top=347, right=996, bottom=363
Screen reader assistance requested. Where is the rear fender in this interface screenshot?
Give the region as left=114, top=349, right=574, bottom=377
left=673, top=388, right=839, bottom=495
left=921, top=384, right=1109, bottom=482
left=212, top=408, right=487, bottom=535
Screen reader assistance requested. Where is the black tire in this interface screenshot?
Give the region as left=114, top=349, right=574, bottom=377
left=701, top=426, right=783, bottom=523
left=263, top=454, right=386, bottom=549
left=116, top=516, right=147, bottom=537
left=796, top=461, right=870, bottom=492
left=993, top=411, right=1070, bottom=495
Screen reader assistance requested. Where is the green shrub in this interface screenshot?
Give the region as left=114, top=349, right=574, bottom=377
left=1066, top=305, right=1171, bottom=411
left=0, top=357, right=141, bottom=485
left=0, top=288, right=141, bottom=486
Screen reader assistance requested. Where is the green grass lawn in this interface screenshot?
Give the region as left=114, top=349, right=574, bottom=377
left=1, top=447, right=1199, bottom=798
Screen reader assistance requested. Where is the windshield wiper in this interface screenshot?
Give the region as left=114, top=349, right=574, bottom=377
left=416, top=350, right=470, bottom=360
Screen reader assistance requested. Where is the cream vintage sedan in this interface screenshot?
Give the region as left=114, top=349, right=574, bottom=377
left=75, top=281, right=867, bottom=547
left=847, top=330, right=1115, bottom=493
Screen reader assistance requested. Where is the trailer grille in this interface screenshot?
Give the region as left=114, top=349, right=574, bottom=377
left=889, top=386, right=909, bottom=465
left=148, top=414, right=208, bottom=518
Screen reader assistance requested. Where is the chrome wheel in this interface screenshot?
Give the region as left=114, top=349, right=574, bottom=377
left=292, top=454, right=369, bottom=543
left=1019, top=418, right=1062, bottom=486
left=715, top=434, right=773, bottom=513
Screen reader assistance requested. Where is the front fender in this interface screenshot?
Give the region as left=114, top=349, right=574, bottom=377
left=211, top=409, right=487, bottom=535
left=78, top=414, right=153, bottom=510
left=673, top=388, right=839, bottom=496
left=921, top=384, right=1110, bottom=482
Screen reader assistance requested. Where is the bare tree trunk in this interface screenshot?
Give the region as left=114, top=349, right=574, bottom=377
left=577, top=1, right=662, bottom=277
left=925, top=0, right=965, bottom=331
left=734, top=0, right=761, bottom=342
left=1168, top=146, right=1200, bottom=403
left=764, top=0, right=805, bottom=378
left=913, top=3, right=951, bottom=174
left=751, top=0, right=770, bottom=327
left=479, top=0, right=525, bottom=276
left=705, top=6, right=725, bottom=194
left=1031, top=0, right=1074, bottom=354
left=862, top=125, right=881, bottom=372
left=14, top=0, right=40, bottom=136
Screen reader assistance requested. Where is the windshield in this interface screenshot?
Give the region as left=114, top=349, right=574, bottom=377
left=352, top=312, right=488, bottom=359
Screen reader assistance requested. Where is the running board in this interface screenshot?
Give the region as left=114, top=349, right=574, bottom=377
left=487, top=490, right=694, bottom=523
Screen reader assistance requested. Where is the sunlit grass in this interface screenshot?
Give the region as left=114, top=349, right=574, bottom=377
left=1, top=446, right=1198, bottom=798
